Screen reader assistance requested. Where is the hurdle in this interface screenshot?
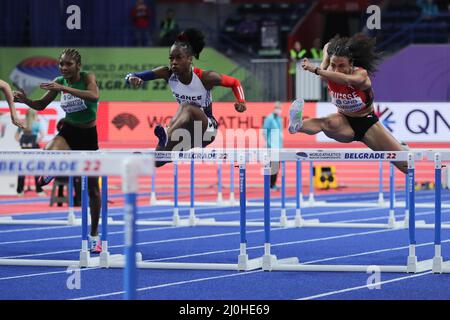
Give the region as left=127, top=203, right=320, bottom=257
left=106, top=150, right=284, bottom=271
left=105, top=150, right=286, bottom=228
left=0, top=150, right=153, bottom=269
left=430, top=151, right=450, bottom=273
left=86, top=148, right=444, bottom=229
left=260, top=150, right=434, bottom=273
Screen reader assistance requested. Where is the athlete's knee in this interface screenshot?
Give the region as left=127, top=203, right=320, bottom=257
left=322, top=117, right=341, bottom=132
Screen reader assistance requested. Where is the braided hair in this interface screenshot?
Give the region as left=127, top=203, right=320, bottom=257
left=173, top=29, right=205, bottom=60
left=327, top=34, right=381, bottom=75
left=60, top=48, right=81, bottom=65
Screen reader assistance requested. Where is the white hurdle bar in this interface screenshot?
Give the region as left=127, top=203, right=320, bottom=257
left=261, top=150, right=434, bottom=273
left=0, top=150, right=153, bottom=274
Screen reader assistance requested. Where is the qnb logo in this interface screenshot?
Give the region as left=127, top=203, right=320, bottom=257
left=112, top=113, right=140, bottom=130
left=374, top=104, right=395, bottom=132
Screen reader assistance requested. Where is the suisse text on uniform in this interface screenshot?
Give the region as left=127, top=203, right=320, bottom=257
left=0, top=160, right=78, bottom=173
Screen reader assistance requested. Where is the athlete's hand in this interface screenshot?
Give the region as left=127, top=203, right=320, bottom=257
left=13, top=89, right=29, bottom=104
left=40, top=82, right=64, bottom=91
left=127, top=76, right=143, bottom=87
left=301, top=58, right=315, bottom=73
left=10, top=114, right=25, bottom=129
left=234, top=102, right=246, bottom=113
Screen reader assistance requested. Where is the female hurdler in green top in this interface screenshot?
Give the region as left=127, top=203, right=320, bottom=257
left=14, top=48, right=103, bottom=253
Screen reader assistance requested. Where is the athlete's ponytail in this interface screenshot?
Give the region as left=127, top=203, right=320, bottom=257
left=327, top=34, right=381, bottom=75
left=175, top=28, right=205, bottom=59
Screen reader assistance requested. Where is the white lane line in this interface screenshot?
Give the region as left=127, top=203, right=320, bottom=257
left=0, top=206, right=384, bottom=241
left=72, top=270, right=263, bottom=300
left=2, top=207, right=449, bottom=258
left=297, top=271, right=434, bottom=300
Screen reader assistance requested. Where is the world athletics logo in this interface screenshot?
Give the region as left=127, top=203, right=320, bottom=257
left=295, top=152, right=309, bottom=159
left=9, top=56, right=60, bottom=94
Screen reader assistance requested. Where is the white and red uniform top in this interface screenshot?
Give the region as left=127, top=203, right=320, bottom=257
left=168, top=67, right=212, bottom=111
left=327, top=68, right=374, bottom=114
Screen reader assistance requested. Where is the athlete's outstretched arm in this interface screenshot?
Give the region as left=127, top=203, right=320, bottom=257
left=13, top=79, right=59, bottom=111
left=39, top=73, right=99, bottom=102
left=301, top=58, right=371, bottom=90
left=0, top=80, right=24, bottom=128
left=125, top=66, right=171, bottom=87
left=201, top=70, right=247, bottom=113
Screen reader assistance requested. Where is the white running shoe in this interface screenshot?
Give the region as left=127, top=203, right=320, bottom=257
left=288, top=98, right=304, bottom=134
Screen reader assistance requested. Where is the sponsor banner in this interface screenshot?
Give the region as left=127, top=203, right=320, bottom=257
left=316, top=102, right=450, bottom=142
left=293, top=151, right=412, bottom=161
left=0, top=101, right=109, bottom=143
left=107, top=102, right=317, bottom=148
left=0, top=48, right=239, bottom=102
left=0, top=102, right=64, bottom=143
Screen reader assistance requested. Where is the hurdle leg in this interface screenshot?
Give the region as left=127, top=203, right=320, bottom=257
left=403, top=169, right=410, bottom=228
left=279, top=161, right=287, bottom=227
left=229, top=162, right=236, bottom=205
left=308, top=161, right=315, bottom=205
left=100, top=176, right=111, bottom=268
left=294, top=159, right=303, bottom=226
left=406, top=154, right=418, bottom=272
left=378, top=160, right=385, bottom=206
left=433, top=153, right=443, bottom=273
left=79, top=176, right=91, bottom=267
left=149, top=168, right=157, bottom=204
left=262, top=164, right=276, bottom=271
left=172, top=161, right=180, bottom=225
left=261, top=162, right=298, bottom=270
left=122, top=158, right=140, bottom=300
left=189, top=160, right=196, bottom=226
left=388, top=162, right=397, bottom=228
left=67, top=176, right=76, bottom=225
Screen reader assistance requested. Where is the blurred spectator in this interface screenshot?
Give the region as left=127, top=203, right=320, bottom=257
left=263, top=101, right=283, bottom=190
left=307, top=38, right=324, bottom=60
left=416, top=0, right=439, bottom=20
left=15, top=109, right=45, bottom=196
left=289, top=41, right=306, bottom=98
left=159, top=9, right=179, bottom=46
left=130, top=0, right=152, bottom=46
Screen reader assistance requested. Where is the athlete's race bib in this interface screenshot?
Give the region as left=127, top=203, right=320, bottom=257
left=61, top=92, right=87, bottom=113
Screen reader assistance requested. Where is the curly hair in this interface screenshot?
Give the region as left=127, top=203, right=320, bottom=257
left=174, top=28, right=205, bottom=59
left=327, top=34, right=381, bottom=74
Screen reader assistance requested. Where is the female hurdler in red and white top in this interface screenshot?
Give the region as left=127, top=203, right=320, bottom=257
left=126, top=28, right=246, bottom=167
left=289, top=34, right=408, bottom=173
